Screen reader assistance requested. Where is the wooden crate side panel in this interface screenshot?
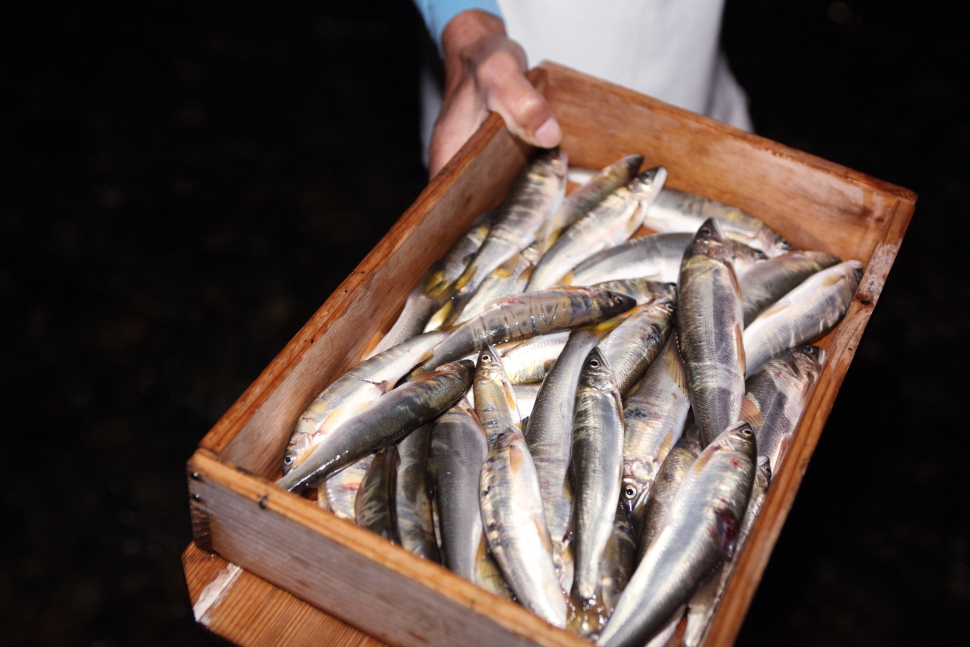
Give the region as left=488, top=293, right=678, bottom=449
left=201, top=117, right=530, bottom=478
left=183, top=543, right=385, bottom=647
left=187, top=450, right=589, bottom=647
left=539, top=62, right=915, bottom=266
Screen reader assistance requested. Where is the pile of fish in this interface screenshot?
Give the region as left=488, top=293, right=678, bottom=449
left=275, top=149, right=863, bottom=646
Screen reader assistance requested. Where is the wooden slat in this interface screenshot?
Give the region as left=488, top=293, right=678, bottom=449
left=187, top=449, right=590, bottom=647
left=183, top=542, right=385, bottom=647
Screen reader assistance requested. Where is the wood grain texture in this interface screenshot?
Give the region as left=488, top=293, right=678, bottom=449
left=183, top=62, right=916, bottom=646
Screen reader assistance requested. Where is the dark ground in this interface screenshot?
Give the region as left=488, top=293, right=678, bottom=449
left=3, top=2, right=967, bottom=645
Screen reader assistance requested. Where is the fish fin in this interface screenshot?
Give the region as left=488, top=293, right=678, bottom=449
left=735, top=323, right=746, bottom=375
left=740, top=395, right=764, bottom=428
left=665, top=343, right=689, bottom=393
left=822, top=271, right=844, bottom=288
left=426, top=302, right=452, bottom=331
left=453, top=267, right=476, bottom=292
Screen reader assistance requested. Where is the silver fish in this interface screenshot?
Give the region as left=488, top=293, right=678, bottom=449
left=683, top=456, right=771, bottom=647
left=525, top=319, right=622, bottom=591
left=283, top=331, right=446, bottom=474
left=565, top=232, right=766, bottom=287
left=599, top=296, right=675, bottom=396
left=321, top=454, right=373, bottom=521
left=473, top=345, right=521, bottom=444
left=354, top=446, right=399, bottom=544
left=743, top=259, right=862, bottom=376
left=481, top=425, right=568, bottom=627
left=395, top=423, right=440, bottom=561
left=446, top=149, right=568, bottom=324
left=412, top=286, right=636, bottom=375
left=571, top=348, right=625, bottom=606
left=592, top=278, right=677, bottom=306
left=643, top=188, right=791, bottom=257
left=621, top=337, right=691, bottom=524
left=535, top=154, right=643, bottom=253
left=634, top=427, right=702, bottom=561
left=741, top=346, right=825, bottom=473
left=527, top=167, right=667, bottom=292
left=677, top=218, right=746, bottom=446
left=740, top=250, right=842, bottom=326
left=429, top=399, right=488, bottom=581
left=500, top=331, right=570, bottom=384
left=512, top=382, right=541, bottom=420
left=277, top=359, right=474, bottom=493
left=371, top=210, right=494, bottom=353
left=598, top=421, right=756, bottom=647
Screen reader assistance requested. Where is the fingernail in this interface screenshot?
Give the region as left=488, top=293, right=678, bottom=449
left=534, top=117, right=562, bottom=148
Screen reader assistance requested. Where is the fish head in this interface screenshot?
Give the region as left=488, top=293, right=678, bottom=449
left=711, top=420, right=757, bottom=455
left=589, top=287, right=637, bottom=319
left=803, top=250, right=843, bottom=268
left=628, top=165, right=668, bottom=201
left=688, top=218, right=733, bottom=262
left=282, top=435, right=312, bottom=475
left=621, top=459, right=657, bottom=518
left=620, top=153, right=645, bottom=178
left=790, top=345, right=825, bottom=383
left=756, top=456, right=772, bottom=489
left=726, top=240, right=768, bottom=275
left=474, top=344, right=508, bottom=383
left=579, top=347, right=615, bottom=389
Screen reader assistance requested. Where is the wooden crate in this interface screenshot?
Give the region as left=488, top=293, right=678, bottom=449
left=182, top=61, right=916, bottom=646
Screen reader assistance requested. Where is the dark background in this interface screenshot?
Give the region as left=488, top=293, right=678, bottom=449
left=3, top=1, right=967, bottom=645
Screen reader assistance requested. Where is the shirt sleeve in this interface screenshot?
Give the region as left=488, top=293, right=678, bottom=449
left=412, top=0, right=503, bottom=55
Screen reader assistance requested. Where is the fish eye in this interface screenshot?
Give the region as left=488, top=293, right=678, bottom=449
left=739, top=428, right=752, bottom=437
left=624, top=485, right=637, bottom=499
left=699, top=227, right=712, bottom=236
left=481, top=354, right=491, bottom=361
left=590, top=359, right=600, bottom=368
left=764, top=465, right=772, bottom=479
left=283, top=455, right=294, bottom=465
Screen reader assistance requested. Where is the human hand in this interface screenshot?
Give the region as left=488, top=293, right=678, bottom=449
left=429, top=10, right=562, bottom=179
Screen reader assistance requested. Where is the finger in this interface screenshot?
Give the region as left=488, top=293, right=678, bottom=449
left=428, top=81, right=489, bottom=179
left=477, top=51, right=562, bottom=149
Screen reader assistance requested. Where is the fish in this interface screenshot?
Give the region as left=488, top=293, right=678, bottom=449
left=480, top=424, right=568, bottom=627
left=445, top=149, right=568, bottom=324
left=526, top=167, right=667, bottom=291
left=740, top=250, right=842, bottom=326
left=634, top=426, right=702, bottom=560
left=429, top=398, right=489, bottom=581
left=743, top=259, right=861, bottom=376
left=643, top=188, right=791, bottom=257
left=394, top=423, right=440, bottom=561
left=412, top=286, right=636, bottom=375
left=320, top=454, right=373, bottom=521
left=598, top=296, right=675, bottom=396
left=598, top=421, right=757, bottom=647
left=621, top=336, right=691, bottom=525
left=741, top=345, right=825, bottom=473
left=276, top=359, right=474, bottom=493
left=525, top=319, right=623, bottom=591
left=564, top=232, right=766, bottom=287
left=535, top=154, right=644, bottom=252
left=591, top=278, right=677, bottom=306
left=354, top=446, right=399, bottom=544
left=283, top=331, right=447, bottom=474
left=473, top=345, right=521, bottom=444
left=499, top=331, right=570, bottom=384
left=370, top=210, right=495, bottom=354
left=512, top=382, right=541, bottom=420
left=571, top=348, right=626, bottom=607
left=677, top=218, right=747, bottom=446
left=683, top=456, right=771, bottom=647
